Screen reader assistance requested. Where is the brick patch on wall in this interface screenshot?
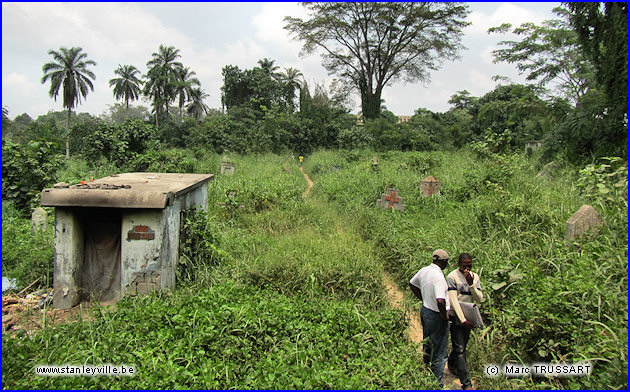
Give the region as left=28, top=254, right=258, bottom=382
left=128, top=225, right=155, bottom=240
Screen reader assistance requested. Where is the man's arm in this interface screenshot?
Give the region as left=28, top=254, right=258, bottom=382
left=436, top=298, right=448, bottom=321
left=448, top=289, right=466, bottom=322
left=409, top=283, right=423, bottom=301
left=471, top=273, right=484, bottom=303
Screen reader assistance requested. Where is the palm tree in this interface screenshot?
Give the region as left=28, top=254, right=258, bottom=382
left=278, top=67, right=303, bottom=112
left=186, top=88, right=210, bottom=120
left=41, top=46, right=96, bottom=159
left=257, top=58, right=281, bottom=79
left=109, top=64, right=143, bottom=109
left=174, top=66, right=200, bottom=118
left=144, top=45, right=183, bottom=127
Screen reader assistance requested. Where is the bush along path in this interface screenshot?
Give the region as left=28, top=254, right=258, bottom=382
left=300, top=167, right=463, bottom=390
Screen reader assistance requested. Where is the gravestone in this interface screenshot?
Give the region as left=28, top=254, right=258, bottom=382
left=565, top=204, right=603, bottom=243
left=31, top=207, right=48, bottom=232
left=220, top=161, right=235, bottom=176
left=372, top=156, right=379, bottom=171
left=536, top=161, right=559, bottom=181
left=376, top=188, right=405, bottom=211
left=420, top=176, right=441, bottom=197
left=525, top=140, right=543, bottom=152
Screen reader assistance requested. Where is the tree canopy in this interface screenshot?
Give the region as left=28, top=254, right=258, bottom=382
left=284, top=2, right=470, bottom=119
left=489, top=7, right=595, bottom=103
left=109, top=64, right=144, bottom=109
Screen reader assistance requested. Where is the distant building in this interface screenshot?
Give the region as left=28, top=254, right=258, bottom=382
left=355, top=114, right=413, bottom=124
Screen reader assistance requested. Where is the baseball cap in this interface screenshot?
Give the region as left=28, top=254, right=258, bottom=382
left=432, top=249, right=450, bottom=261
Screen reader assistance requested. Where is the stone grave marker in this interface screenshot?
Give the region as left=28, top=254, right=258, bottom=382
left=565, top=204, right=603, bottom=243
left=221, top=161, right=235, bottom=176
left=376, top=188, right=405, bottom=211
left=525, top=140, right=543, bottom=153
left=31, top=207, right=48, bottom=232
left=420, top=176, right=441, bottom=197
left=536, top=161, right=560, bottom=181
left=372, top=156, right=379, bottom=171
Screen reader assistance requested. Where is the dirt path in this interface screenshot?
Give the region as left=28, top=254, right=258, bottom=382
left=299, top=167, right=314, bottom=197
left=382, top=272, right=423, bottom=343
left=300, top=168, right=462, bottom=389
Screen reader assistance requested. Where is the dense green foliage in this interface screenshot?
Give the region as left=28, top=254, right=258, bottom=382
left=2, top=139, right=62, bottom=212
left=567, top=2, right=628, bottom=156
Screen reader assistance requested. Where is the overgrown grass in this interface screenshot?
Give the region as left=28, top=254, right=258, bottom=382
left=2, top=149, right=626, bottom=389
left=308, top=148, right=628, bottom=389
left=2, top=282, right=434, bottom=389
left=1, top=201, right=54, bottom=288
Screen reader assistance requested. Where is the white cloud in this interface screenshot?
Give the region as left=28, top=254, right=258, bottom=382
left=467, top=70, right=497, bottom=94
left=252, top=2, right=305, bottom=48
left=466, top=2, right=550, bottom=36
left=3, top=3, right=194, bottom=66
left=3, top=72, right=29, bottom=88
left=478, top=46, right=498, bottom=65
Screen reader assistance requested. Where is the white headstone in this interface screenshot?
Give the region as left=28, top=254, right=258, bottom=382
left=31, top=207, right=48, bottom=232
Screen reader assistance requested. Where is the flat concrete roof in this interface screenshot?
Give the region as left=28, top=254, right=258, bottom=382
left=41, top=173, right=214, bottom=209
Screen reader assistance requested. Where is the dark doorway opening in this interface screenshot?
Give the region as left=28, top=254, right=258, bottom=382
left=79, top=208, right=122, bottom=301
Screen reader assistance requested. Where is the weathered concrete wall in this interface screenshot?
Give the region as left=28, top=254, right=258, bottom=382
left=121, top=210, right=163, bottom=295
left=179, top=183, right=209, bottom=212
left=52, top=208, right=84, bottom=309
left=160, top=184, right=209, bottom=291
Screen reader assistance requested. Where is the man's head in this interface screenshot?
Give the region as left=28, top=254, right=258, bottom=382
left=432, top=249, right=450, bottom=270
left=458, top=253, right=473, bottom=273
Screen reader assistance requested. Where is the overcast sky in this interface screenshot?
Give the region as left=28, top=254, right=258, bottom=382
left=2, top=2, right=560, bottom=119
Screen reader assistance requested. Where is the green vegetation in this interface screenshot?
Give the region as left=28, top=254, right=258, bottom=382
left=1, top=2, right=627, bottom=389
left=2, top=149, right=627, bottom=389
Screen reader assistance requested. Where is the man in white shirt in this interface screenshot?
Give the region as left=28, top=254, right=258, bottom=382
left=409, top=249, right=451, bottom=388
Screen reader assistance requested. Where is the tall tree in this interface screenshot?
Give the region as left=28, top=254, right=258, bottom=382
left=174, top=66, right=200, bottom=118
left=41, top=46, right=96, bottom=158
left=278, top=67, right=303, bottom=112
left=489, top=7, right=595, bottom=104
left=566, top=2, right=627, bottom=153
left=257, top=58, right=281, bottom=79
left=109, top=64, right=144, bottom=109
left=285, top=2, right=470, bottom=119
left=144, top=45, right=183, bottom=127
left=186, top=87, right=210, bottom=120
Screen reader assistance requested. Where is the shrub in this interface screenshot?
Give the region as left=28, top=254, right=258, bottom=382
left=2, top=139, right=62, bottom=214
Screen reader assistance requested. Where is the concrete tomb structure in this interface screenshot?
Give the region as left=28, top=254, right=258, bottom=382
left=40, top=172, right=214, bottom=309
